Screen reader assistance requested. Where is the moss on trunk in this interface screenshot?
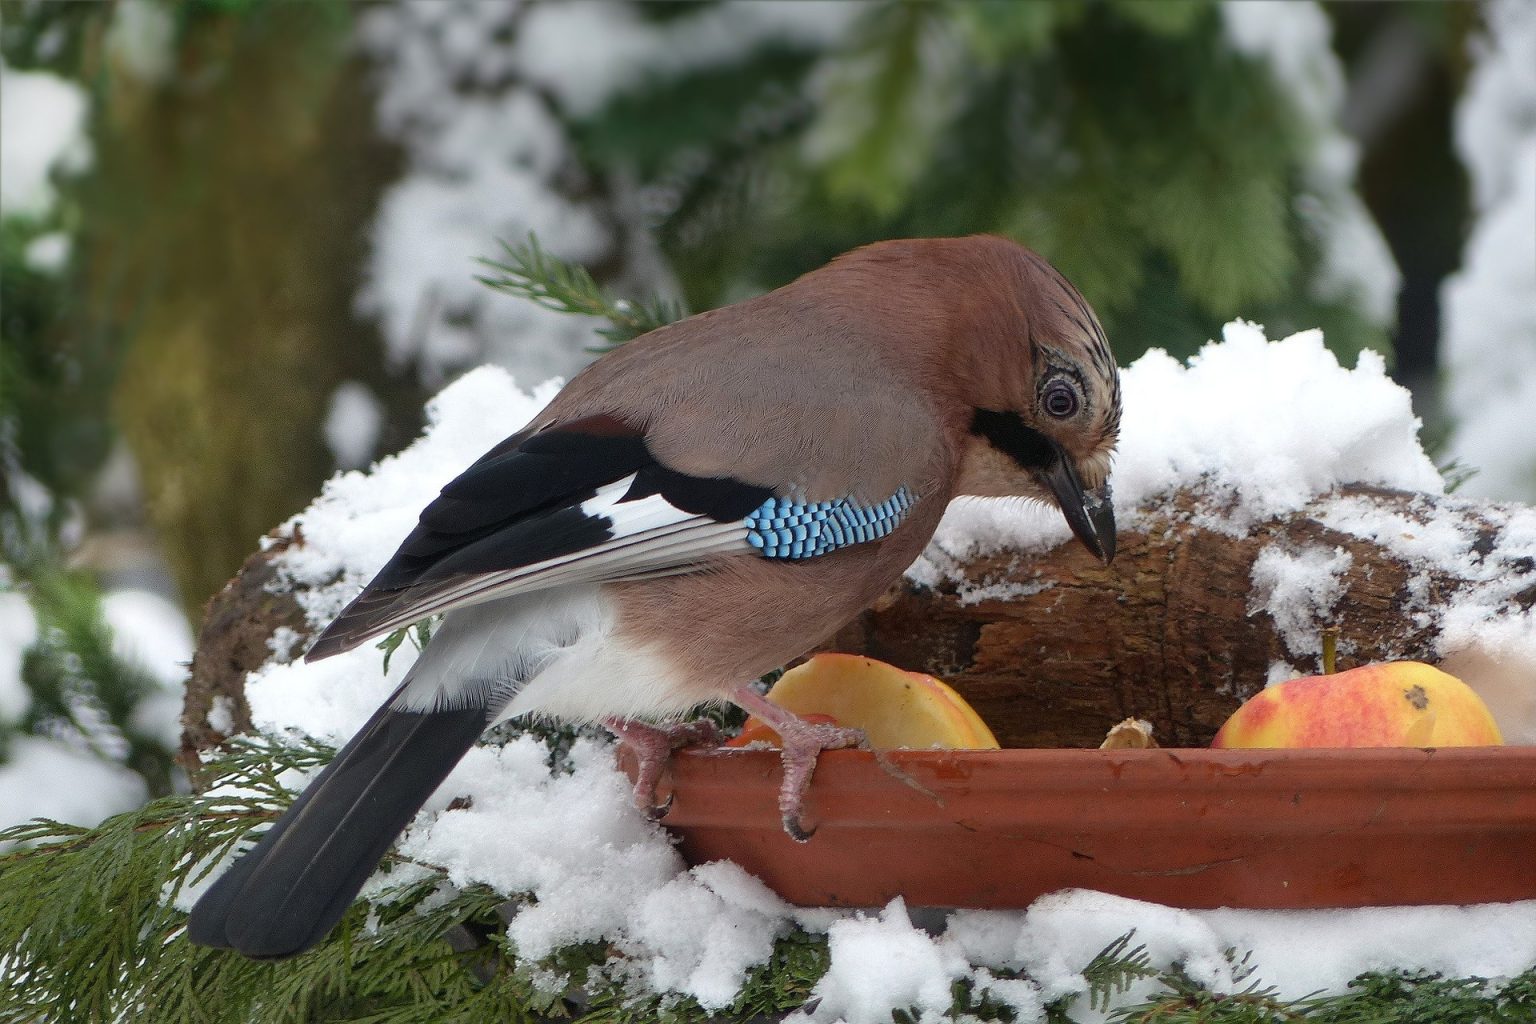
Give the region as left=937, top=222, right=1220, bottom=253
left=87, top=7, right=418, bottom=621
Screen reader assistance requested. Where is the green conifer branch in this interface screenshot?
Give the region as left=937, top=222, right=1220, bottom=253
left=475, top=234, right=686, bottom=347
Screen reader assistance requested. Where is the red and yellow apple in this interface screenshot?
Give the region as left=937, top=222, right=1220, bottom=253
left=727, top=652, right=1001, bottom=750
left=1211, top=661, right=1503, bottom=748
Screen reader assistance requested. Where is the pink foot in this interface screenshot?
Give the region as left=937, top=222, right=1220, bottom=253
left=605, top=718, right=720, bottom=817
left=731, top=683, right=866, bottom=842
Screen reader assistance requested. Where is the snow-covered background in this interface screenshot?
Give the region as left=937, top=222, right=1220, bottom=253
left=352, top=0, right=864, bottom=391
left=167, top=322, right=1536, bottom=1018
left=3, top=1, right=1535, bottom=1014
left=0, top=585, right=192, bottom=844
left=1441, top=0, right=1536, bottom=502
left=0, top=52, right=193, bottom=838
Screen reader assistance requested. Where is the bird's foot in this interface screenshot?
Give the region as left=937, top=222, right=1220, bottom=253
left=730, top=683, right=866, bottom=842
left=605, top=717, right=720, bottom=818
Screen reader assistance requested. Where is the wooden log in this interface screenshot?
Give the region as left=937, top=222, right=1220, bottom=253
left=183, top=484, right=1535, bottom=761
left=178, top=533, right=310, bottom=778
left=825, top=485, right=1504, bottom=748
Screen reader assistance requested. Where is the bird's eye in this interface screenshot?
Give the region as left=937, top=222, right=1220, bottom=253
left=1043, top=381, right=1079, bottom=419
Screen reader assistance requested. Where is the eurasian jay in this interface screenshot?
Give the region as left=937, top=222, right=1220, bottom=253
left=188, top=235, right=1121, bottom=959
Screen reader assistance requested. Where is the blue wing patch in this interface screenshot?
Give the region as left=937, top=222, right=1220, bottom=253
left=744, top=487, right=916, bottom=559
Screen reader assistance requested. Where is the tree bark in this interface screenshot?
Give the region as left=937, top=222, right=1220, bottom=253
left=90, top=9, right=420, bottom=622
left=183, top=484, right=1533, bottom=764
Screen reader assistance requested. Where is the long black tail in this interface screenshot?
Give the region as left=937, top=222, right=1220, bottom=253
left=186, top=697, right=488, bottom=959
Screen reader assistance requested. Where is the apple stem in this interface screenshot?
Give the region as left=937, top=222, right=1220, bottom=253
left=1322, top=626, right=1340, bottom=675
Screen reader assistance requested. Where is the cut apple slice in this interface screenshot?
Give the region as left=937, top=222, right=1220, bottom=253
left=730, top=653, right=1000, bottom=750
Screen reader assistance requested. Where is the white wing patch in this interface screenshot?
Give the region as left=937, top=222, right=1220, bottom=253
left=356, top=475, right=752, bottom=642
left=390, top=586, right=697, bottom=723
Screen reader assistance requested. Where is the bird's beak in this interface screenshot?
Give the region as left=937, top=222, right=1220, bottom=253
left=1036, top=451, right=1116, bottom=564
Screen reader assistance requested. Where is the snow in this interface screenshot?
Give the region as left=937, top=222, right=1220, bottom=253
left=353, top=4, right=618, bottom=386
left=266, top=626, right=302, bottom=663
left=270, top=367, right=563, bottom=632
left=953, top=890, right=1536, bottom=1012
left=1222, top=1, right=1401, bottom=326
left=1453, top=0, right=1536, bottom=213
left=0, top=591, right=37, bottom=726
left=209, top=323, right=1534, bottom=1015
left=23, top=231, right=69, bottom=273
left=0, top=736, right=148, bottom=843
left=788, top=890, right=1536, bottom=1022
left=322, top=381, right=385, bottom=471
left=206, top=696, right=236, bottom=737
left=104, top=0, right=177, bottom=85
left=1440, top=0, right=1536, bottom=503
left=793, top=899, right=969, bottom=1024
left=1313, top=492, right=1536, bottom=742
left=101, top=588, right=194, bottom=750
left=0, top=63, right=92, bottom=218
left=626, top=863, right=793, bottom=1008
left=0, top=585, right=188, bottom=831
left=351, top=1, right=858, bottom=387
left=1106, top=323, right=1438, bottom=528
left=0, top=589, right=127, bottom=840
left=1248, top=545, right=1352, bottom=668
left=515, top=1, right=861, bottom=118
left=101, top=589, right=193, bottom=690
left=398, top=738, right=681, bottom=960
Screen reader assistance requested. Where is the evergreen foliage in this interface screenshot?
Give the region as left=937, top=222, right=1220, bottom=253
left=0, top=733, right=830, bottom=1024
left=0, top=216, right=118, bottom=511
left=375, top=616, right=436, bottom=677
left=1, top=25, right=179, bottom=803
left=6, top=562, right=176, bottom=796
left=569, top=0, right=1387, bottom=364
left=477, top=236, right=687, bottom=347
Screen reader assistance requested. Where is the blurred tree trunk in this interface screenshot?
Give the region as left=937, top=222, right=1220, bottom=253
left=83, top=7, right=419, bottom=622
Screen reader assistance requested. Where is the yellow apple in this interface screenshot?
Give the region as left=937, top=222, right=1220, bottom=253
left=1211, top=661, right=1503, bottom=748
left=730, top=653, right=1001, bottom=750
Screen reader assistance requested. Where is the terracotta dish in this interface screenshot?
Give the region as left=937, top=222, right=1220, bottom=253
left=620, top=746, right=1536, bottom=909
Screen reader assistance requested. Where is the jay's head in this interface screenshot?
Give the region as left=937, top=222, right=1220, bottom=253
left=954, top=236, right=1120, bottom=562
left=840, top=236, right=1121, bottom=563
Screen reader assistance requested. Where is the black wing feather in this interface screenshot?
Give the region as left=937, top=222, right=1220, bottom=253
left=621, top=462, right=773, bottom=520
left=305, top=415, right=770, bottom=663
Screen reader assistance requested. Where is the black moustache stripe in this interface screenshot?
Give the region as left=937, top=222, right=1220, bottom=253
left=970, top=409, right=1056, bottom=471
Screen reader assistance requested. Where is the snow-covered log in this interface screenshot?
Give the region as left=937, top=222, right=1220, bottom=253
left=180, top=534, right=311, bottom=769
left=181, top=482, right=1536, bottom=765
left=180, top=327, right=1536, bottom=764
left=830, top=485, right=1536, bottom=748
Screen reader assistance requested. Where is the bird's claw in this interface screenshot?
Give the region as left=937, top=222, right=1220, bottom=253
left=775, top=721, right=865, bottom=842
left=782, top=812, right=816, bottom=843
left=606, top=717, right=722, bottom=820
left=645, top=791, right=675, bottom=820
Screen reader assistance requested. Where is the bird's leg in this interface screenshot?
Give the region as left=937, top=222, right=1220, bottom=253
left=604, top=717, right=720, bottom=818
left=729, top=683, right=866, bottom=842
